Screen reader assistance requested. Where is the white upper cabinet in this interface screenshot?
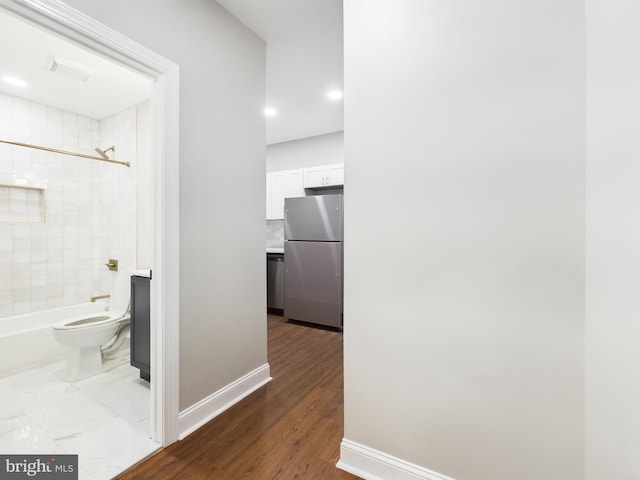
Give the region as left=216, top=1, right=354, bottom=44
left=301, top=165, right=325, bottom=188
left=267, top=163, right=345, bottom=219
left=327, top=163, right=344, bottom=185
left=266, top=173, right=271, bottom=218
left=266, top=169, right=304, bottom=219
left=303, top=163, right=344, bottom=188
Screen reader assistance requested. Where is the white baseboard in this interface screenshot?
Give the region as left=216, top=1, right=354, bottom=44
left=178, top=363, right=271, bottom=440
left=337, top=439, right=457, bottom=480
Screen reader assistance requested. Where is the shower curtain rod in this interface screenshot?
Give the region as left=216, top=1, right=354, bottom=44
left=0, top=139, right=130, bottom=167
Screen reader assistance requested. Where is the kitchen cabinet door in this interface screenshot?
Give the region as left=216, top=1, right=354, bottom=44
left=266, top=173, right=271, bottom=218
left=269, top=171, right=288, bottom=219
left=287, top=169, right=304, bottom=198
left=267, top=169, right=304, bottom=219
left=303, top=165, right=326, bottom=188
left=327, top=164, right=344, bottom=185
left=303, top=163, right=344, bottom=188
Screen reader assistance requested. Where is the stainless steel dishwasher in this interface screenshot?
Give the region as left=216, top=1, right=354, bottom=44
left=267, top=253, right=284, bottom=309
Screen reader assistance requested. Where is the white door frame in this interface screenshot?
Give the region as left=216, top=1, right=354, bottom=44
left=0, top=0, right=181, bottom=445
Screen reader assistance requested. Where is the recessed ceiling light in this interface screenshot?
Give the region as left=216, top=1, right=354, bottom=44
left=264, top=107, right=277, bottom=117
left=327, top=90, right=343, bottom=100
left=1, top=75, right=28, bottom=88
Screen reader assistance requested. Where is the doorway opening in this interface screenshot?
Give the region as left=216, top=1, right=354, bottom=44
left=0, top=0, right=179, bottom=473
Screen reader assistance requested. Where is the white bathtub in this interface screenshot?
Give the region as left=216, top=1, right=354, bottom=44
left=0, top=303, right=109, bottom=377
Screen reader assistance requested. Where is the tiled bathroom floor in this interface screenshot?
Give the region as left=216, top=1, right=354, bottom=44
left=0, top=360, right=160, bottom=479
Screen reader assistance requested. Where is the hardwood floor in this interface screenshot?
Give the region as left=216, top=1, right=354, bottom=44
left=117, top=313, right=360, bottom=480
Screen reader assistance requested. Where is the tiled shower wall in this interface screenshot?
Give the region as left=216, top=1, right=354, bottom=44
left=0, top=92, right=137, bottom=318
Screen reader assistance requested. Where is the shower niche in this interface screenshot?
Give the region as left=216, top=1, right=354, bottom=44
left=0, top=184, right=46, bottom=224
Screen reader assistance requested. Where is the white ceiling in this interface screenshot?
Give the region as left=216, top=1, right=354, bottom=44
left=0, top=11, right=151, bottom=121
left=216, top=0, right=344, bottom=145
left=0, top=3, right=342, bottom=145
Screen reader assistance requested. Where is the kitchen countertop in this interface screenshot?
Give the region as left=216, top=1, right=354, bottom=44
left=266, top=247, right=284, bottom=254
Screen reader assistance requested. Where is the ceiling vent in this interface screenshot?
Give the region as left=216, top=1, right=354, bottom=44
left=48, top=56, right=94, bottom=82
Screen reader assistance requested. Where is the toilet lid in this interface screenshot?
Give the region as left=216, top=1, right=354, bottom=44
left=110, top=267, right=131, bottom=315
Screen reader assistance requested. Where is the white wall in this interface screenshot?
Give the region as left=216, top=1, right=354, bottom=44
left=585, top=1, right=640, bottom=478
left=342, top=1, right=585, bottom=479
left=266, top=131, right=343, bottom=172
left=62, top=0, right=267, bottom=411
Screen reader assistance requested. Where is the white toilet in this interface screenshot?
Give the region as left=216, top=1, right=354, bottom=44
left=53, top=268, right=131, bottom=381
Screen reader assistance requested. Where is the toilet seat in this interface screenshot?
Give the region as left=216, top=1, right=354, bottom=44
left=53, top=310, right=126, bottom=330
left=53, top=267, right=131, bottom=331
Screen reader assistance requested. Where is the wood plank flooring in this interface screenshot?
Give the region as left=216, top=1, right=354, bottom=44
left=116, top=313, right=360, bottom=480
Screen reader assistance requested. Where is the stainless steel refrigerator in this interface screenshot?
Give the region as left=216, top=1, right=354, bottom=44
left=284, top=194, right=343, bottom=328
